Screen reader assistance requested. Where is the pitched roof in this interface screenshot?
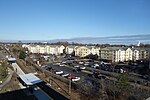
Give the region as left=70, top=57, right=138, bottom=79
left=101, top=47, right=128, bottom=51
left=66, top=45, right=78, bottom=48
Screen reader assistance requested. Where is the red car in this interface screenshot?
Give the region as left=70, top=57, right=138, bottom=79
left=68, top=75, right=75, bottom=79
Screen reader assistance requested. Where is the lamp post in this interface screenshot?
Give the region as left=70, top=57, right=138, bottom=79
left=69, top=78, right=71, bottom=98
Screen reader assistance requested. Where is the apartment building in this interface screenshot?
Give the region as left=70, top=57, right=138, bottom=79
left=115, top=48, right=126, bottom=62
left=28, top=45, right=38, bottom=54
left=65, top=45, right=78, bottom=54
left=100, top=47, right=116, bottom=62
left=38, top=45, right=46, bottom=54
left=101, top=47, right=134, bottom=62
left=100, top=47, right=150, bottom=62
left=88, top=46, right=100, bottom=56
left=132, top=48, right=150, bottom=60
left=99, top=47, right=126, bottom=62
left=75, top=46, right=100, bottom=57
left=125, top=48, right=133, bottom=61
left=23, top=44, right=65, bottom=55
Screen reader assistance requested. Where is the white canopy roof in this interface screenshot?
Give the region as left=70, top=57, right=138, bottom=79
left=8, top=58, right=16, bottom=61
left=19, top=73, right=42, bottom=85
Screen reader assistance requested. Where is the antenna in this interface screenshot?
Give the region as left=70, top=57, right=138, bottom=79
left=137, top=41, right=141, bottom=46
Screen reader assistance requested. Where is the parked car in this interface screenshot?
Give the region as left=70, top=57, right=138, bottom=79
left=62, top=61, right=67, bottom=64
left=55, top=70, right=63, bottom=75
left=59, top=64, right=65, bottom=67
left=61, top=73, right=69, bottom=77
left=80, top=66, right=86, bottom=70
left=74, top=65, right=79, bottom=68
left=142, top=75, right=149, bottom=79
left=72, top=77, right=80, bottom=82
left=79, top=62, right=84, bottom=64
left=84, top=63, right=89, bottom=66
left=56, top=63, right=61, bottom=65
left=68, top=75, right=76, bottom=79
left=92, top=64, right=99, bottom=69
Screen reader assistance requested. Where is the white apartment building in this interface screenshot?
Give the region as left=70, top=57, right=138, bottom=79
left=23, top=44, right=65, bottom=55
left=125, top=48, right=133, bottom=61
left=49, top=45, right=65, bottom=55
left=28, top=45, right=38, bottom=54
left=65, top=45, right=78, bottom=54
left=89, top=46, right=100, bottom=56
left=132, top=48, right=140, bottom=61
left=115, top=48, right=126, bottom=62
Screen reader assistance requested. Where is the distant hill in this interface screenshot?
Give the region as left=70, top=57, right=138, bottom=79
left=0, top=34, right=150, bottom=45
left=50, top=34, right=150, bottom=45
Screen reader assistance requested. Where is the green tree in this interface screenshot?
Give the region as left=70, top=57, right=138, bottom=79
left=117, top=74, right=129, bottom=90
left=13, top=48, right=18, bottom=53
left=19, top=51, right=26, bottom=60
left=0, top=61, right=8, bottom=80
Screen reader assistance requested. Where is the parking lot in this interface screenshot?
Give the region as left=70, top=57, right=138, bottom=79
left=28, top=53, right=150, bottom=87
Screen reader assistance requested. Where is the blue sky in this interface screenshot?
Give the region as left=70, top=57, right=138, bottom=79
left=0, top=0, right=150, bottom=40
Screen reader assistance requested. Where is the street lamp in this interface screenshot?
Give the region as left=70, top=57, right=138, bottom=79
left=69, top=78, right=71, bottom=97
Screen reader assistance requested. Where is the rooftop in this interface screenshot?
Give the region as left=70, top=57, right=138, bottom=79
left=19, top=73, right=42, bottom=85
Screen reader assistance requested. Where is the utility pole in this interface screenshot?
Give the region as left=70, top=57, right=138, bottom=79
left=149, top=51, right=150, bottom=70
left=25, top=57, right=26, bottom=66
left=112, top=63, right=116, bottom=100
left=113, top=79, right=115, bottom=100
left=69, top=79, right=71, bottom=98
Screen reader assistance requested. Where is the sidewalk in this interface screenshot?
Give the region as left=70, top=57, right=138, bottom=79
left=0, top=68, right=14, bottom=90
left=12, top=63, right=25, bottom=75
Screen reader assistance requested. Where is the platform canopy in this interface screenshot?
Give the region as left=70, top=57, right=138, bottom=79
left=8, top=58, right=16, bottom=62
left=19, top=73, right=42, bottom=85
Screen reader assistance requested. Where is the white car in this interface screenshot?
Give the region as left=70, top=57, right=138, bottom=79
left=56, top=71, right=63, bottom=75
left=80, top=66, right=86, bottom=70
left=72, top=77, right=80, bottom=82
left=62, top=73, right=69, bottom=77
left=85, top=62, right=89, bottom=64
left=55, top=63, right=61, bottom=65
left=79, top=62, right=84, bottom=64
left=62, top=61, right=66, bottom=64
left=74, top=65, right=79, bottom=68
left=84, top=63, right=89, bottom=66
left=59, top=64, right=65, bottom=67
left=94, top=64, right=99, bottom=67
